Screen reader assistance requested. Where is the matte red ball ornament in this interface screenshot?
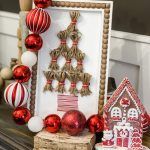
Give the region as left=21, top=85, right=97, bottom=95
left=87, top=114, right=104, bottom=133
left=61, top=110, right=86, bottom=136
left=44, top=114, right=61, bottom=133
left=26, top=8, right=51, bottom=34
left=12, top=107, right=31, bottom=125
left=13, top=65, right=31, bottom=83
left=34, top=0, right=52, bottom=8
left=25, top=34, right=43, bottom=52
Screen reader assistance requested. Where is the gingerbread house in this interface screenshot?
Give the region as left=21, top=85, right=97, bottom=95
left=102, top=78, right=149, bottom=149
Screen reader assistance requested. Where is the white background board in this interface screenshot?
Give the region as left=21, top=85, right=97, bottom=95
left=34, top=7, right=107, bottom=119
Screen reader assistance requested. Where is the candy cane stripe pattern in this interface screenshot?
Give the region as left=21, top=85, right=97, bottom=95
left=4, top=82, right=29, bottom=107
left=26, top=8, right=51, bottom=34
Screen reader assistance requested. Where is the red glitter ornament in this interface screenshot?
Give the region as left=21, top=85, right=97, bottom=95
left=87, top=114, right=104, bottom=133
left=26, top=8, right=51, bottom=34
left=12, top=107, right=31, bottom=125
left=25, top=34, right=43, bottom=52
left=44, top=114, right=61, bottom=133
left=13, top=65, right=31, bottom=83
left=34, top=0, right=52, bottom=8
left=61, top=110, right=86, bottom=136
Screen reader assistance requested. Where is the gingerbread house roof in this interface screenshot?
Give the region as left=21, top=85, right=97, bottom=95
left=104, top=78, right=146, bottom=114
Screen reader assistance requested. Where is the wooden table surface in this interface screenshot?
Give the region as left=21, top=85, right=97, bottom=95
left=143, top=132, right=150, bottom=148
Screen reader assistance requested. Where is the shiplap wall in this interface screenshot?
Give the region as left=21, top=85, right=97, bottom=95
left=0, top=11, right=150, bottom=112
left=0, top=11, right=19, bottom=67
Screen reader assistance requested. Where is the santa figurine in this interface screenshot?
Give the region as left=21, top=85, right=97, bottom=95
left=102, top=129, right=114, bottom=147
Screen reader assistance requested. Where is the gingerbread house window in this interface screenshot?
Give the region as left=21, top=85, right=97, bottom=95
left=111, top=107, right=122, bottom=121
left=128, top=108, right=138, bottom=121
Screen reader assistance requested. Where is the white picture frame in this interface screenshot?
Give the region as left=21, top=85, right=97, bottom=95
left=28, top=0, right=113, bottom=119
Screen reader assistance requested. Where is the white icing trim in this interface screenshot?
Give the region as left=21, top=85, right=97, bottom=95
left=108, top=87, right=141, bottom=114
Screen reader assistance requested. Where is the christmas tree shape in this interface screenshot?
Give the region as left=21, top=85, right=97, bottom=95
left=44, top=11, right=92, bottom=97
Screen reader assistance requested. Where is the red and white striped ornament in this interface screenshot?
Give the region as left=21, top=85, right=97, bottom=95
left=4, top=82, right=29, bottom=108
left=26, top=8, right=51, bottom=34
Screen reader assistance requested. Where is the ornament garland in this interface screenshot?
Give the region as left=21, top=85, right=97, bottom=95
left=22, top=0, right=52, bottom=68
left=23, top=0, right=52, bottom=131
left=3, top=0, right=52, bottom=131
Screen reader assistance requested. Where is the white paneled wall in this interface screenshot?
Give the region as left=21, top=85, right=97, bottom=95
left=110, top=31, right=150, bottom=112
left=0, top=11, right=19, bottom=67
left=0, top=11, right=150, bottom=112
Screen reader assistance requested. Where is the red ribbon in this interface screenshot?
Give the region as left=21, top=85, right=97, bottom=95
left=47, top=80, right=52, bottom=84
left=59, top=82, right=65, bottom=86
left=77, top=61, right=83, bottom=65
left=61, top=40, right=66, bottom=44
left=52, top=58, right=57, bottom=62
left=73, top=41, right=78, bottom=46
left=71, top=83, right=76, bottom=88
left=83, top=84, right=89, bottom=88
left=71, top=19, right=77, bottom=25
left=66, top=59, right=71, bottom=64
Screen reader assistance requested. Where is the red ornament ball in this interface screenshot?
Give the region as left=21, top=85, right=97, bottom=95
left=13, top=65, right=31, bottom=83
left=25, top=34, right=43, bottom=52
left=34, top=0, right=52, bottom=8
left=87, top=114, right=104, bottom=133
left=44, top=114, right=61, bottom=133
left=61, top=110, right=86, bottom=136
left=26, top=8, right=51, bottom=34
left=12, top=107, right=31, bottom=125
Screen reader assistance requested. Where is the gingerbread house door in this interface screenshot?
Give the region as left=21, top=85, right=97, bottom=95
left=116, top=129, right=130, bottom=148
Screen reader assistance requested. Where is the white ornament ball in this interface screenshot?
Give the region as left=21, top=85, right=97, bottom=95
left=21, top=51, right=37, bottom=67
left=28, top=116, right=44, bottom=132
left=0, top=76, right=3, bottom=88
left=0, top=67, right=13, bottom=80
